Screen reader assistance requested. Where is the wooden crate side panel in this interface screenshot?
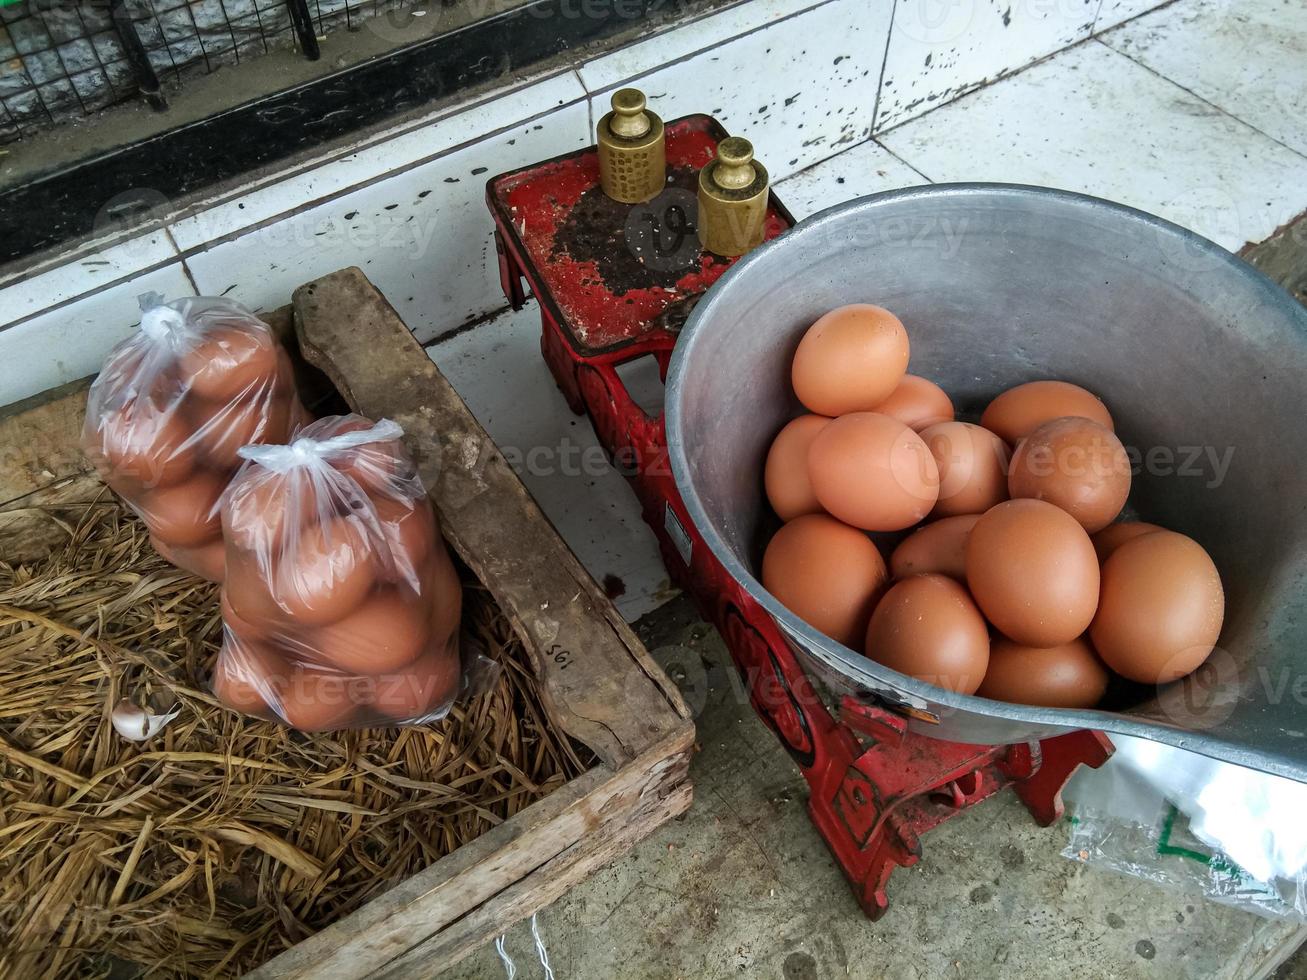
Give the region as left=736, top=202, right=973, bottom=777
left=251, top=728, right=693, bottom=979
left=291, top=268, right=691, bottom=767
left=0, top=380, right=92, bottom=508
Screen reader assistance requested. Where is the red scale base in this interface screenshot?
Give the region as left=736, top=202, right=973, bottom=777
left=486, top=115, right=1114, bottom=919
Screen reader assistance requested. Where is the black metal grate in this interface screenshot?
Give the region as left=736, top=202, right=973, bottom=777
left=0, top=0, right=420, bottom=145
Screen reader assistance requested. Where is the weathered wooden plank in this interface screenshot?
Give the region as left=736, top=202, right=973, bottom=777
left=0, top=474, right=107, bottom=564
left=379, top=780, right=694, bottom=978
left=0, top=379, right=92, bottom=508
left=291, top=268, right=691, bottom=767
left=251, top=728, right=693, bottom=979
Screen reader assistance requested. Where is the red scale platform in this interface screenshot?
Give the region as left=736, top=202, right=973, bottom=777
left=486, top=114, right=1113, bottom=919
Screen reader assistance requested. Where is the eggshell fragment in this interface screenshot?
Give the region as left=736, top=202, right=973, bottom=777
left=890, top=514, right=981, bottom=581
left=1090, top=531, right=1224, bottom=684
left=864, top=574, right=990, bottom=695
left=761, top=513, right=888, bottom=648
left=764, top=414, right=832, bottom=521
left=966, top=499, right=1100, bottom=647
left=872, top=374, right=954, bottom=431
left=808, top=413, right=939, bottom=531
left=791, top=305, right=910, bottom=416
left=981, top=380, right=1113, bottom=444
left=1008, top=417, right=1131, bottom=533
left=1091, top=521, right=1163, bottom=563
left=977, top=637, right=1109, bottom=708
left=920, top=421, right=1010, bottom=519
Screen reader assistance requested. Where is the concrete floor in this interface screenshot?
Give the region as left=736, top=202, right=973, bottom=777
left=442, top=598, right=1307, bottom=980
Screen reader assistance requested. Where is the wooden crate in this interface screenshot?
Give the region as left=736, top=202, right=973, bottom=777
left=0, top=268, right=695, bottom=977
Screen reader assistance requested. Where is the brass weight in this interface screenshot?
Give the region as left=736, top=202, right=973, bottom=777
left=597, top=88, right=666, bottom=204
left=696, top=136, right=769, bottom=257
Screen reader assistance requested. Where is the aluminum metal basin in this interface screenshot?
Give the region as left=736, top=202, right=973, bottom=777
left=666, top=184, right=1307, bottom=782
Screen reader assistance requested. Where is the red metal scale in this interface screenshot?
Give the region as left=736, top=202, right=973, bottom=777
left=486, top=115, right=1114, bottom=919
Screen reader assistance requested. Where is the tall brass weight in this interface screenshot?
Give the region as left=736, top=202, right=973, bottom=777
left=696, top=136, right=769, bottom=257
left=597, top=88, right=666, bottom=204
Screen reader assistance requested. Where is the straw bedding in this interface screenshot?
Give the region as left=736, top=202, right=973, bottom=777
left=0, top=496, right=591, bottom=978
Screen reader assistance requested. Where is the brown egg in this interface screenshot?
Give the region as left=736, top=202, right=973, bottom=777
left=890, top=514, right=981, bottom=581
left=164, top=535, right=226, bottom=583
left=1091, top=531, right=1224, bottom=684
left=764, top=414, right=832, bottom=521
left=864, top=574, right=990, bottom=695
left=211, top=638, right=286, bottom=719
left=224, top=550, right=288, bottom=630
left=220, top=587, right=266, bottom=642
left=275, top=515, right=378, bottom=625
left=370, top=494, right=437, bottom=586
left=311, top=589, right=430, bottom=674
left=94, top=397, right=196, bottom=489
left=140, top=469, right=226, bottom=547
left=808, top=413, right=939, bottom=531
left=328, top=417, right=404, bottom=491
left=761, top=513, right=888, bottom=648
left=872, top=374, right=955, bottom=431
left=980, top=380, right=1114, bottom=444
left=179, top=322, right=280, bottom=402
left=977, top=636, right=1109, bottom=708
left=920, top=421, right=1010, bottom=519
left=1091, top=521, right=1163, bottom=562
left=224, top=471, right=311, bottom=557
left=791, top=304, right=910, bottom=416
left=369, top=647, right=462, bottom=723
left=192, top=389, right=296, bottom=472
left=278, top=666, right=360, bottom=732
left=966, top=499, right=1100, bottom=647
left=425, top=541, right=464, bottom=647
left=1008, top=417, right=1131, bottom=533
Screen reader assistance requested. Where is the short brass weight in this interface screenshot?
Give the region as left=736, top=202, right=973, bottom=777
left=597, top=88, right=666, bottom=204
left=697, top=136, right=769, bottom=257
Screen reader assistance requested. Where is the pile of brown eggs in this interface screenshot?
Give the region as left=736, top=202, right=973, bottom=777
left=761, top=304, right=1225, bottom=708
left=85, top=315, right=308, bottom=583
left=212, top=421, right=463, bottom=731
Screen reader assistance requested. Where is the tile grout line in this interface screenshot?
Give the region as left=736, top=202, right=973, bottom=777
left=867, top=0, right=898, bottom=138
left=0, top=85, right=591, bottom=331
left=1094, top=37, right=1307, bottom=163
left=163, top=225, right=202, bottom=297
left=874, top=32, right=1106, bottom=140
left=873, top=139, right=935, bottom=184
left=581, top=0, right=841, bottom=95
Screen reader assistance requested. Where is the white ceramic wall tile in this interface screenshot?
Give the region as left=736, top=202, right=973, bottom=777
left=182, top=102, right=590, bottom=343
left=586, top=0, right=894, bottom=182
left=1093, top=0, right=1169, bottom=33
left=577, top=0, right=829, bottom=92
left=879, top=40, right=1307, bottom=251
left=428, top=303, right=670, bottom=622
left=1103, top=0, right=1307, bottom=156
left=774, top=138, right=926, bottom=218
left=876, top=0, right=1097, bottom=131
left=0, top=263, right=196, bottom=406
left=169, top=72, right=587, bottom=251
left=0, top=230, right=177, bottom=323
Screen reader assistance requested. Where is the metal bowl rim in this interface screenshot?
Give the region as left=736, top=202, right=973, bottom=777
left=665, top=181, right=1307, bottom=763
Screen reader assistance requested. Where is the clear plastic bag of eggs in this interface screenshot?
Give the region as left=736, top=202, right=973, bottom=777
left=82, top=293, right=310, bottom=582
left=212, top=415, right=476, bottom=731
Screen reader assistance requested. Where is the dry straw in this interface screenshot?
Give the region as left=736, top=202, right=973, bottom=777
left=0, top=498, right=590, bottom=978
